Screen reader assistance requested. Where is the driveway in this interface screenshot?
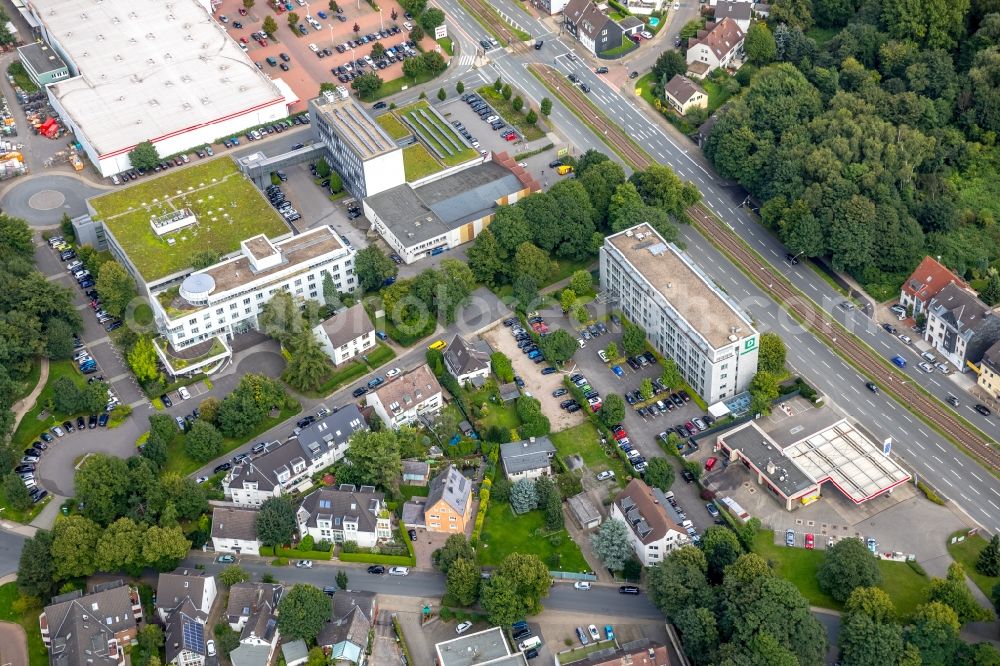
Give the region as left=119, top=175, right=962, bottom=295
left=0, top=622, right=28, bottom=666
left=371, top=610, right=405, bottom=666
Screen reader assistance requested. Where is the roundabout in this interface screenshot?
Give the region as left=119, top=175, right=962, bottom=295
left=1, top=174, right=105, bottom=226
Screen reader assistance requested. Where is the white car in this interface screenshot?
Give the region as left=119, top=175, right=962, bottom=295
left=456, top=621, right=473, bottom=634
left=178, top=386, right=191, bottom=400
left=486, top=115, right=499, bottom=123
left=196, top=476, right=208, bottom=484
left=596, top=470, right=615, bottom=481
left=898, top=334, right=912, bottom=344
left=673, top=0, right=679, bottom=8
left=641, top=30, right=653, bottom=39
left=295, top=560, right=313, bottom=568
left=598, top=349, right=609, bottom=362
left=388, top=566, right=409, bottom=576
left=308, top=43, right=319, bottom=52
left=403, top=20, right=413, bottom=29
left=574, top=581, right=591, bottom=590
left=518, top=161, right=527, bottom=168
left=588, top=624, right=600, bottom=641
left=577, top=338, right=586, bottom=348
left=206, top=640, right=217, bottom=657
left=918, top=362, right=934, bottom=373
left=385, top=367, right=402, bottom=379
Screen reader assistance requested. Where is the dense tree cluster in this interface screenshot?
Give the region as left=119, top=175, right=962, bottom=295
left=706, top=0, right=1000, bottom=297
left=214, top=374, right=287, bottom=439
left=381, top=259, right=476, bottom=331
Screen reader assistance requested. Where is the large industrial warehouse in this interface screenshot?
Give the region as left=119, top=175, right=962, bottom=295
left=25, top=0, right=295, bottom=177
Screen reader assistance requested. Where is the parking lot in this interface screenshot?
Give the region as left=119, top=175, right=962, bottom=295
left=212, top=0, right=444, bottom=114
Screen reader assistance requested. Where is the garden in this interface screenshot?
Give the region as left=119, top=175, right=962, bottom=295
left=476, top=494, right=588, bottom=572
left=549, top=421, right=629, bottom=488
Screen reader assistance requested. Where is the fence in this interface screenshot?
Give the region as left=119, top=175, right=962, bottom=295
left=550, top=570, right=597, bottom=581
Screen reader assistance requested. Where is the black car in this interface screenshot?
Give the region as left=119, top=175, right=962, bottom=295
left=882, top=323, right=897, bottom=334
left=352, top=387, right=368, bottom=398
left=785, top=252, right=799, bottom=265
left=626, top=357, right=640, bottom=370
left=161, top=393, right=173, bottom=408
left=98, top=412, right=109, bottom=427
left=367, top=565, right=386, bottom=574
left=678, top=390, right=691, bottom=403
left=552, top=388, right=567, bottom=397
left=559, top=399, right=576, bottom=409
left=975, top=404, right=992, bottom=416
left=15, top=464, right=35, bottom=473
left=525, top=647, right=539, bottom=660
left=373, top=101, right=387, bottom=109
left=297, top=415, right=317, bottom=429
left=31, top=489, right=48, bottom=503
left=40, top=431, right=53, bottom=443
left=252, top=442, right=267, bottom=455
left=213, top=462, right=232, bottom=474
left=865, top=382, right=879, bottom=394
left=670, top=393, right=684, bottom=407
left=681, top=470, right=695, bottom=483
left=88, top=414, right=98, bottom=429
left=619, top=585, right=640, bottom=595
left=408, top=529, right=417, bottom=541
left=549, top=160, right=563, bottom=168
left=514, top=376, right=525, bottom=388
left=642, top=351, right=656, bottom=364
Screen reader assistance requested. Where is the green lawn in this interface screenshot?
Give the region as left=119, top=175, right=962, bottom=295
left=805, top=26, right=841, bottom=45
left=402, top=144, right=444, bottom=181
left=635, top=72, right=657, bottom=106
left=375, top=113, right=412, bottom=140
left=599, top=36, right=638, bottom=58
left=947, top=530, right=998, bottom=600
left=371, top=69, right=446, bottom=101
left=89, top=158, right=289, bottom=281
left=0, top=583, right=47, bottom=666
left=477, top=499, right=589, bottom=572
left=700, top=78, right=733, bottom=114
left=437, top=37, right=454, bottom=55
left=134, top=303, right=154, bottom=326
left=550, top=421, right=628, bottom=486
left=753, top=530, right=929, bottom=619
left=302, top=342, right=398, bottom=398
left=7, top=61, right=39, bottom=93
left=163, top=402, right=302, bottom=476
left=11, top=360, right=90, bottom=449
left=476, top=87, right=546, bottom=141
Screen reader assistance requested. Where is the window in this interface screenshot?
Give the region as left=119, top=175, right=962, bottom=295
left=243, top=298, right=251, bottom=305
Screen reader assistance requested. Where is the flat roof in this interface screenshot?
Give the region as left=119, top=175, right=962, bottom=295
left=312, top=92, right=397, bottom=159
left=366, top=161, right=521, bottom=247
left=201, top=225, right=345, bottom=293
left=17, top=41, right=66, bottom=74
left=435, top=627, right=526, bottom=666
left=37, top=0, right=285, bottom=157
left=90, top=158, right=290, bottom=282
left=606, top=224, right=755, bottom=349
left=719, top=422, right=817, bottom=497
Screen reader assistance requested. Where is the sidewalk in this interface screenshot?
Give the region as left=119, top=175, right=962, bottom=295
left=11, top=357, right=48, bottom=433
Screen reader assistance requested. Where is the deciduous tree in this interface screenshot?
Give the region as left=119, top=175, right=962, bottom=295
left=220, top=565, right=251, bottom=586
left=75, top=454, right=132, bottom=526
left=817, top=537, right=882, bottom=603
left=352, top=72, right=384, bottom=100
left=17, top=530, right=55, bottom=599
left=906, top=602, right=961, bottom=664
left=490, top=351, right=514, bottom=383
left=142, top=525, right=191, bottom=570
left=435, top=534, right=475, bottom=573
left=278, top=584, right=332, bottom=642
left=95, top=517, right=146, bottom=573
left=749, top=371, right=780, bottom=416
left=643, top=457, right=675, bottom=493
left=446, top=557, right=481, bottom=606
left=540, top=97, right=552, bottom=116
left=538, top=329, right=577, bottom=365
left=184, top=419, right=223, bottom=462
left=262, top=16, right=278, bottom=36
left=647, top=546, right=712, bottom=617
left=52, top=515, right=102, bottom=579
left=745, top=22, right=777, bottom=64
left=598, top=393, right=625, bottom=426
left=338, top=430, right=402, bottom=490
left=128, top=141, right=160, bottom=171
left=622, top=321, right=646, bottom=356
left=757, top=332, right=786, bottom=375
left=928, top=562, right=994, bottom=624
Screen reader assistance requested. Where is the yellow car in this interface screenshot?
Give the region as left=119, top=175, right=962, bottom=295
left=428, top=340, right=447, bottom=351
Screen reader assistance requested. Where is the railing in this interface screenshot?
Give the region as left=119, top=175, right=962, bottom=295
left=550, top=570, right=598, bottom=581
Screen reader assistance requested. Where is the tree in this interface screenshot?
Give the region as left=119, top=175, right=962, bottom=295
left=526, top=109, right=537, bottom=124
left=45, top=318, right=75, bottom=360
left=598, top=393, right=625, bottom=427
left=371, top=42, right=386, bottom=59
left=446, top=557, right=481, bottom=606
left=647, top=547, right=712, bottom=616
left=402, top=54, right=427, bottom=79
left=660, top=358, right=682, bottom=389
left=352, top=21, right=360, bottom=33
left=355, top=246, right=398, bottom=292
left=907, top=602, right=961, bottom=665
left=513, top=274, right=539, bottom=310
left=219, top=565, right=251, bottom=587
left=142, top=526, right=191, bottom=570
left=701, top=526, right=743, bottom=581
left=592, top=519, right=635, bottom=571
left=184, top=419, right=223, bottom=462
left=749, top=371, right=780, bottom=416
left=75, top=454, right=132, bottom=526
left=838, top=611, right=908, bottom=666
left=481, top=575, right=522, bottom=627
left=128, top=141, right=160, bottom=171
left=745, top=22, right=777, bottom=64
left=927, top=562, right=994, bottom=624
left=622, top=321, right=646, bottom=356
left=85, top=379, right=115, bottom=413
left=845, top=586, right=897, bottom=624
left=283, top=329, right=331, bottom=393
left=436, top=534, right=475, bottom=573
left=652, top=49, right=686, bottom=83
left=510, top=478, right=538, bottom=514
left=278, top=584, right=332, bottom=642
left=757, top=332, right=786, bottom=375
left=340, top=430, right=402, bottom=491
left=437, top=87, right=446, bottom=101
left=540, top=97, right=552, bottom=116
left=512, top=96, right=524, bottom=112
left=513, top=242, right=552, bottom=280
left=560, top=288, right=577, bottom=313
left=52, top=515, right=102, bottom=579
left=336, top=569, right=349, bottom=590
left=95, top=517, right=146, bottom=573
left=410, top=23, right=425, bottom=42
left=501, top=83, right=512, bottom=100
left=515, top=396, right=549, bottom=437
left=817, top=537, right=882, bottom=603
left=981, top=271, right=1000, bottom=306
left=881, top=0, right=969, bottom=49
left=490, top=351, right=514, bottom=383
left=569, top=270, right=592, bottom=295
left=456, top=81, right=465, bottom=94
left=17, top=530, right=55, bottom=599
left=243, top=0, right=255, bottom=7
left=256, top=497, right=297, bottom=547
left=262, top=15, right=278, bottom=36
left=259, top=291, right=303, bottom=348
left=51, top=375, right=81, bottom=415
left=352, top=72, right=384, bottom=99
left=127, top=335, right=160, bottom=384
left=674, top=606, right=719, bottom=665
left=96, top=262, right=136, bottom=318
left=420, top=7, right=445, bottom=30
left=538, top=329, right=577, bottom=364
left=467, top=229, right=506, bottom=287
left=643, top=457, right=675, bottom=492
left=979, top=535, right=1000, bottom=577
left=640, top=378, right=654, bottom=401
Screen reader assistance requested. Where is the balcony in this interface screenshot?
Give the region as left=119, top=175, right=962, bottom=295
left=153, top=335, right=230, bottom=377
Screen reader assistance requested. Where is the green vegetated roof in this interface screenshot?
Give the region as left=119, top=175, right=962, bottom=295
left=89, top=157, right=290, bottom=282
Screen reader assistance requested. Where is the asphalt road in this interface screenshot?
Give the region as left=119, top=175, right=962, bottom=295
left=0, top=529, right=26, bottom=578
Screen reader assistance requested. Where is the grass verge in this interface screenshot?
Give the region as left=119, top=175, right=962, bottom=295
left=301, top=343, right=397, bottom=398
left=7, top=61, right=39, bottom=93
left=371, top=69, right=445, bottom=101
left=0, top=583, right=47, bottom=666
left=946, top=530, right=997, bottom=600
left=476, top=87, right=545, bottom=141
left=11, top=360, right=90, bottom=450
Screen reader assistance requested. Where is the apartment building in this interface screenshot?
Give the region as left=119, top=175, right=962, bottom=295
left=366, top=364, right=443, bottom=429
left=610, top=479, right=689, bottom=566
left=40, top=581, right=143, bottom=666
left=900, top=256, right=969, bottom=317
left=600, top=224, right=759, bottom=403
left=925, top=282, right=1000, bottom=372
left=296, top=484, right=392, bottom=547
left=309, top=87, right=405, bottom=200
left=313, top=302, right=376, bottom=366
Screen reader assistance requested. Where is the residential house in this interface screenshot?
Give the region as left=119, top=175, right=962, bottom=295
left=979, top=340, right=1000, bottom=400
left=714, top=0, right=752, bottom=31
left=424, top=464, right=473, bottom=533
left=155, top=570, right=216, bottom=624
left=40, top=581, right=143, bottom=666
left=227, top=583, right=282, bottom=666
left=313, top=303, right=377, bottom=366
left=223, top=404, right=368, bottom=506
left=499, top=437, right=556, bottom=481
left=296, top=484, right=393, bottom=547
left=401, top=460, right=430, bottom=485
left=444, top=335, right=492, bottom=385
left=625, top=0, right=668, bottom=16
left=317, top=591, right=377, bottom=665
left=164, top=600, right=209, bottom=666
left=211, top=507, right=261, bottom=555
left=562, top=638, right=672, bottom=666
left=610, top=479, right=689, bottom=565
left=366, top=364, right=443, bottom=429
left=563, top=0, right=624, bottom=56
left=926, top=282, right=1000, bottom=372
left=686, top=18, right=745, bottom=73
left=900, top=256, right=969, bottom=318
left=663, top=74, right=709, bottom=115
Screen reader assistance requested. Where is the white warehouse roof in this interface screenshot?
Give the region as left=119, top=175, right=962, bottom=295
left=38, top=0, right=286, bottom=158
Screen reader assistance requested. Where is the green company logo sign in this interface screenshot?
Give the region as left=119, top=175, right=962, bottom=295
left=740, top=338, right=757, bottom=355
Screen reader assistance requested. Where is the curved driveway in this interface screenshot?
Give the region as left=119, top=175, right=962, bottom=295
left=1, top=175, right=105, bottom=226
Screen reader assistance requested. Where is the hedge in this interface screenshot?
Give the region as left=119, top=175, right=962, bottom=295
left=339, top=552, right=416, bottom=566
left=393, top=616, right=414, bottom=665
left=275, top=546, right=333, bottom=561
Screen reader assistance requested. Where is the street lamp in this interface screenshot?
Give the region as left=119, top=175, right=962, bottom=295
left=379, top=7, right=384, bottom=31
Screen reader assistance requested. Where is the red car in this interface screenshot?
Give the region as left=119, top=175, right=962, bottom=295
left=704, top=456, right=718, bottom=471
left=239, top=6, right=248, bottom=14
left=805, top=533, right=815, bottom=549
left=240, top=36, right=249, bottom=44
left=257, top=38, right=268, bottom=47
left=613, top=430, right=628, bottom=441
left=630, top=34, right=641, bottom=43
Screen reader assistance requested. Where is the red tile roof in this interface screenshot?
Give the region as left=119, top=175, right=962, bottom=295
left=902, top=256, right=968, bottom=304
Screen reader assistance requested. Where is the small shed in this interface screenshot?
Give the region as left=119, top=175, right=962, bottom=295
left=459, top=419, right=474, bottom=436
left=568, top=493, right=602, bottom=530
left=282, top=640, right=309, bottom=666
left=402, top=460, right=430, bottom=485
left=499, top=382, right=519, bottom=402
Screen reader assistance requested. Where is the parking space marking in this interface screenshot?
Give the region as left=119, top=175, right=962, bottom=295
left=990, top=500, right=1000, bottom=511
left=953, top=457, right=964, bottom=467
left=971, top=486, right=981, bottom=495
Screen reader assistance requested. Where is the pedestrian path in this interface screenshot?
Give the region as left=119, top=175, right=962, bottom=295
left=11, top=357, right=48, bottom=433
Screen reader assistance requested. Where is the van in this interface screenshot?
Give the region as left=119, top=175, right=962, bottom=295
left=891, top=355, right=906, bottom=368
left=518, top=636, right=542, bottom=651
left=557, top=165, right=574, bottom=175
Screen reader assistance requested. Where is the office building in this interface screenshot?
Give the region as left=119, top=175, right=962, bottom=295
left=309, top=87, right=405, bottom=200
left=17, top=41, right=68, bottom=86
left=600, top=224, right=758, bottom=403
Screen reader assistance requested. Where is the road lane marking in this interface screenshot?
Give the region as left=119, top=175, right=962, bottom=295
left=972, top=472, right=985, bottom=482
left=918, top=428, right=928, bottom=437
left=990, top=500, right=1000, bottom=511
left=971, top=487, right=981, bottom=495
left=935, top=442, right=945, bottom=452
left=932, top=455, right=944, bottom=464
left=914, top=441, right=925, bottom=449
left=942, top=477, right=954, bottom=487
left=953, top=457, right=964, bottom=467
left=901, top=414, right=913, bottom=423
left=821, top=360, right=831, bottom=369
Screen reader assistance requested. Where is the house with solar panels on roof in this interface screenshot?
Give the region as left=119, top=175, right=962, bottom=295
left=155, top=569, right=217, bottom=666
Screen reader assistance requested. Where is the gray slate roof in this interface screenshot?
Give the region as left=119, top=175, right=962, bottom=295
left=500, top=437, right=556, bottom=475
left=444, top=335, right=491, bottom=378
left=212, top=507, right=259, bottom=542
left=317, top=302, right=375, bottom=349
left=44, top=581, right=137, bottom=666
left=564, top=0, right=614, bottom=40
left=155, top=569, right=211, bottom=617
left=317, top=592, right=374, bottom=651
left=164, top=599, right=207, bottom=664
left=227, top=583, right=283, bottom=626
left=297, top=484, right=385, bottom=535
left=928, top=282, right=997, bottom=339
left=715, top=0, right=753, bottom=21
left=230, top=644, right=273, bottom=666
left=427, top=465, right=472, bottom=516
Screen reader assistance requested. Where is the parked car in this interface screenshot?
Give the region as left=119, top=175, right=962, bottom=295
left=367, top=565, right=386, bottom=574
